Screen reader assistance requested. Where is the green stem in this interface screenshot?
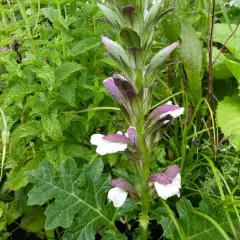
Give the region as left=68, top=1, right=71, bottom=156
left=57, top=3, right=67, bottom=59
left=203, top=154, right=239, bottom=240
left=0, top=145, right=6, bottom=181
left=0, top=5, right=7, bottom=27
left=136, top=115, right=150, bottom=240
left=91, top=0, right=97, bottom=67
left=161, top=199, right=186, bottom=240
left=0, top=107, right=8, bottom=182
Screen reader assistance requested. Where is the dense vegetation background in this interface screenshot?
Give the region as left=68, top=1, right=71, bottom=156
left=0, top=0, right=240, bottom=239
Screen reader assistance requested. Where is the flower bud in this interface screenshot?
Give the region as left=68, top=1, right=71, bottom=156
left=102, top=36, right=130, bottom=67
left=2, top=128, right=10, bottom=145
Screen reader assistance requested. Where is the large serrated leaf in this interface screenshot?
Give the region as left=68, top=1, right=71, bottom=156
left=11, top=120, right=44, bottom=141
left=55, top=62, right=83, bottom=82
left=26, top=159, right=120, bottom=240
left=41, top=111, right=63, bottom=141
left=180, top=20, right=203, bottom=103
left=217, top=95, right=240, bottom=151
left=42, top=7, right=59, bottom=23
left=35, top=63, right=55, bottom=91
left=60, top=78, right=78, bottom=107
left=1, top=84, right=36, bottom=108
left=69, top=37, right=101, bottom=56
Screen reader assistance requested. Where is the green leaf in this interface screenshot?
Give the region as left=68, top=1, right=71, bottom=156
left=119, top=28, right=141, bottom=48
left=180, top=20, right=203, bottom=103
left=217, top=95, right=240, bottom=151
left=55, top=62, right=83, bottom=82
left=102, top=230, right=128, bottom=240
left=5, top=167, right=27, bottom=191
left=35, top=63, right=55, bottom=91
left=161, top=11, right=181, bottom=42
left=21, top=206, right=54, bottom=240
left=41, top=111, right=63, bottom=141
left=146, top=42, right=179, bottom=85
left=7, top=191, right=28, bottom=224
left=212, top=47, right=233, bottom=80
left=97, top=4, right=123, bottom=28
left=60, top=78, right=78, bottom=107
left=1, top=84, right=35, bottom=107
left=26, top=159, right=120, bottom=240
left=44, top=142, right=68, bottom=169
left=0, top=202, right=7, bottom=231
left=64, top=143, right=93, bottom=161
left=11, top=120, right=44, bottom=141
left=159, top=198, right=240, bottom=239
left=69, top=37, right=101, bottom=56
left=42, top=7, right=59, bottom=22
left=214, top=24, right=240, bottom=59
left=224, top=59, right=240, bottom=85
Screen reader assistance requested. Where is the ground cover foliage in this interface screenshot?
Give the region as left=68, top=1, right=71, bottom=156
left=0, top=0, right=240, bottom=239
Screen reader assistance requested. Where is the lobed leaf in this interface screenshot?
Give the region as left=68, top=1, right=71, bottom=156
left=26, top=159, right=119, bottom=240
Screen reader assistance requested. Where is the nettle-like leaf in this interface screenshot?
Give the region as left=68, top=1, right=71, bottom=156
left=60, top=78, right=78, bottom=107
left=1, top=84, right=36, bottom=107
left=55, top=62, right=84, bottom=82
left=69, top=37, right=101, bottom=56
left=41, top=111, right=63, bottom=141
left=180, top=20, right=203, bottom=103
left=217, top=94, right=240, bottom=151
left=35, top=63, right=55, bottom=91
left=42, top=7, right=59, bottom=23
left=26, top=159, right=122, bottom=240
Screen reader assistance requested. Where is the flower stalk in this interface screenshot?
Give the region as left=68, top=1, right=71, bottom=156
left=94, top=1, right=184, bottom=239
left=136, top=114, right=150, bottom=239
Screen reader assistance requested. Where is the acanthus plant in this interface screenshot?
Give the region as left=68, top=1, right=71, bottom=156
left=90, top=0, right=184, bottom=238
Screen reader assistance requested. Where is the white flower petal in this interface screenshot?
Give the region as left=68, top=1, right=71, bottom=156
left=96, top=140, right=127, bottom=155
left=163, top=120, right=170, bottom=124
left=90, top=134, right=104, bottom=145
left=154, top=173, right=181, bottom=200
left=169, top=107, right=184, bottom=118
left=107, top=187, right=128, bottom=208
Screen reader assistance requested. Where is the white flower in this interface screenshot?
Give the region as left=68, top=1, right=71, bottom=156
left=107, top=187, right=128, bottom=208
left=154, top=173, right=181, bottom=200
left=90, top=133, right=127, bottom=155
left=161, top=101, right=184, bottom=119
left=149, top=101, right=184, bottom=123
